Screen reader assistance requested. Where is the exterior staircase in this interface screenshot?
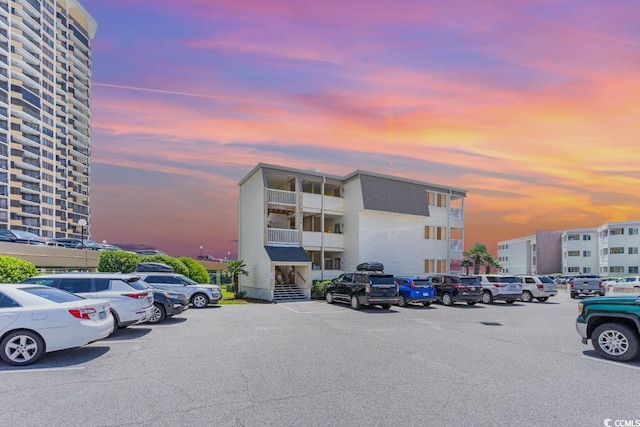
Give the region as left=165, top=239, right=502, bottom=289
left=273, top=284, right=307, bottom=302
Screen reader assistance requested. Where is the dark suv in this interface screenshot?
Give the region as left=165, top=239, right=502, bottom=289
left=427, top=274, right=483, bottom=306
left=326, top=262, right=398, bottom=310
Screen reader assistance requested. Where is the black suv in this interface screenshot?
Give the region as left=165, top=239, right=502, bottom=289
left=427, top=274, right=483, bottom=306
left=326, top=262, right=399, bottom=310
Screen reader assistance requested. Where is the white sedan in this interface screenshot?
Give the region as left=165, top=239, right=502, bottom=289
left=0, top=284, right=113, bottom=366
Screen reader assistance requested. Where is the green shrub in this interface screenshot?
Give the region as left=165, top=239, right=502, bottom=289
left=312, top=280, right=331, bottom=298
left=178, top=257, right=210, bottom=283
left=140, top=255, right=189, bottom=276
left=0, top=255, right=38, bottom=283
left=234, top=291, right=246, bottom=299
left=98, top=250, right=141, bottom=273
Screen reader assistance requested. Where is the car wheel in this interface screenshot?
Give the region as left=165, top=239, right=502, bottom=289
left=398, top=294, right=407, bottom=307
left=467, top=301, right=477, bottom=306
left=380, top=304, right=391, bottom=309
left=0, top=330, right=45, bottom=366
left=482, top=291, right=493, bottom=304
left=505, top=300, right=516, bottom=304
left=111, top=311, right=120, bottom=333
left=350, top=294, right=361, bottom=310
left=325, top=291, right=334, bottom=304
left=148, top=303, right=166, bottom=324
left=521, top=291, right=533, bottom=303
left=570, top=293, right=577, bottom=299
left=423, top=302, right=432, bottom=307
left=191, top=293, right=209, bottom=308
left=441, top=292, right=453, bottom=306
left=592, top=323, right=640, bottom=362
left=537, top=297, right=549, bottom=302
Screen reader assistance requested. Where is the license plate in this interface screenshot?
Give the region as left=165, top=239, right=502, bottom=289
left=469, top=287, right=476, bottom=291
left=148, top=297, right=152, bottom=303
left=423, top=292, right=430, bottom=296
left=99, top=311, right=106, bottom=319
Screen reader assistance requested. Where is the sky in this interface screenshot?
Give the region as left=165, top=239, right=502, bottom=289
left=80, top=0, right=640, bottom=259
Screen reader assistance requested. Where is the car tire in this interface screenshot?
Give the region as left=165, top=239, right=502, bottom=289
left=467, top=301, right=477, bottom=306
left=148, top=303, right=166, bottom=324
left=191, top=293, right=209, bottom=308
left=441, top=292, right=453, bottom=306
left=380, top=304, right=391, bottom=309
left=111, top=311, right=120, bottom=334
left=521, top=291, right=533, bottom=303
left=537, top=297, right=549, bottom=302
left=0, top=330, right=46, bottom=366
left=482, top=291, right=493, bottom=304
left=398, top=294, right=407, bottom=307
left=592, top=323, right=640, bottom=362
left=350, top=294, right=361, bottom=310
left=325, top=291, right=334, bottom=304
left=423, top=302, right=432, bottom=307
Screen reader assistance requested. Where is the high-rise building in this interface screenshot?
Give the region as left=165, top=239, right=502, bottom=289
left=0, top=0, right=96, bottom=239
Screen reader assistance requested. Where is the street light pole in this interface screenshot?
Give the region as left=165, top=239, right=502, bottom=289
left=78, top=219, right=87, bottom=245
left=200, top=245, right=203, bottom=258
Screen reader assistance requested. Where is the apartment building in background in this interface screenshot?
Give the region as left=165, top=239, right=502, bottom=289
left=0, top=0, right=96, bottom=239
left=498, top=221, right=640, bottom=276
left=237, top=163, right=467, bottom=301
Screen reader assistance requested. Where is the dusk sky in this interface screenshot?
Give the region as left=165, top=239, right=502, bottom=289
left=82, top=0, right=640, bottom=258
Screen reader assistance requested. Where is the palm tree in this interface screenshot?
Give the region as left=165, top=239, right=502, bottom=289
left=464, top=243, right=489, bottom=275
left=225, top=260, right=248, bottom=293
left=461, top=259, right=473, bottom=275
left=483, top=253, right=502, bottom=274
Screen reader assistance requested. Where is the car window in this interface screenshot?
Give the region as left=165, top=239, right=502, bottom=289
left=460, top=277, right=480, bottom=284
left=525, top=277, right=535, bottom=284
left=430, top=276, right=442, bottom=284
left=21, top=287, right=85, bottom=303
left=59, top=278, right=93, bottom=293
left=144, top=276, right=165, bottom=284
left=21, top=277, right=57, bottom=287
left=395, top=279, right=407, bottom=285
left=539, top=277, right=555, bottom=283
left=486, top=276, right=498, bottom=283
left=413, top=280, right=433, bottom=287
left=125, top=280, right=149, bottom=290
left=369, top=275, right=395, bottom=284
left=164, top=276, right=185, bottom=284
left=95, top=278, right=111, bottom=291
left=501, top=277, right=520, bottom=283
left=0, top=292, right=21, bottom=308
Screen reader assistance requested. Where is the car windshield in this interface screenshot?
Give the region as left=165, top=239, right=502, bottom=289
left=539, top=276, right=555, bottom=283
left=124, top=279, right=149, bottom=290
left=412, top=280, right=433, bottom=287
left=459, top=277, right=480, bottom=284
left=369, top=276, right=395, bottom=284
left=21, top=286, right=85, bottom=303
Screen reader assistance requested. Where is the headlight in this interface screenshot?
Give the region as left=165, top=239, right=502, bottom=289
left=578, top=302, right=583, bottom=314
left=163, top=292, right=178, bottom=299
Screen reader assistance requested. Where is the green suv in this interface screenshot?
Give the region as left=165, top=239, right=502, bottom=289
left=576, top=295, right=640, bottom=362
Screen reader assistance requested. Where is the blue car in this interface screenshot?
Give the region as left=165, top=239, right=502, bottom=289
left=394, top=277, right=437, bottom=307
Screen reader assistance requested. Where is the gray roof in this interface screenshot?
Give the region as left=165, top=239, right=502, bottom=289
left=264, top=246, right=311, bottom=262
left=359, top=174, right=431, bottom=217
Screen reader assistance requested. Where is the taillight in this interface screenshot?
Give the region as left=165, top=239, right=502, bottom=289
left=69, top=307, right=96, bottom=319
left=123, top=292, right=149, bottom=299
left=537, top=284, right=543, bottom=290
left=365, top=284, right=371, bottom=293
left=494, top=283, right=506, bottom=288
left=599, top=282, right=604, bottom=288
left=570, top=282, right=574, bottom=289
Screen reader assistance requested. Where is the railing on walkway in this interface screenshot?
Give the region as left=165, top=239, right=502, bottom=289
left=267, top=228, right=299, bottom=245
left=267, top=188, right=296, bottom=206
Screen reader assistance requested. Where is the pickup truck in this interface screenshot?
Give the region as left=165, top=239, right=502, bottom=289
left=569, top=274, right=605, bottom=299
left=326, top=262, right=399, bottom=310
left=576, top=295, right=640, bottom=362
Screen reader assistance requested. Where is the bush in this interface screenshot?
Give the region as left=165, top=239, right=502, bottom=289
left=312, top=280, right=331, bottom=298
left=234, top=291, right=246, bottom=299
left=139, top=255, right=189, bottom=276
left=0, top=255, right=38, bottom=283
left=178, top=257, right=210, bottom=283
left=98, top=250, right=141, bottom=273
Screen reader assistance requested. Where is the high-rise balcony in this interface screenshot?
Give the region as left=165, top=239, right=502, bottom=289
left=267, top=227, right=299, bottom=246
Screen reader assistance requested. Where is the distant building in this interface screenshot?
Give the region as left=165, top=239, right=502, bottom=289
left=237, top=163, right=467, bottom=301
left=498, top=220, right=640, bottom=276
left=1, top=0, right=96, bottom=239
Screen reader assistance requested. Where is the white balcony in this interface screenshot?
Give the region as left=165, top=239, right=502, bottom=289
left=450, top=208, right=463, bottom=220
left=267, top=228, right=299, bottom=246
left=267, top=188, right=296, bottom=207
left=301, top=193, right=344, bottom=214
left=302, top=231, right=344, bottom=250
left=450, top=239, right=463, bottom=252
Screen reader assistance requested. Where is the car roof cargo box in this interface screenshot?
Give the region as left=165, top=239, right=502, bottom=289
left=356, top=262, right=384, bottom=272
left=136, top=262, right=174, bottom=273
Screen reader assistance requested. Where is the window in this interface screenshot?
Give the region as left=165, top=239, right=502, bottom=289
left=424, top=260, right=446, bottom=273
left=424, top=226, right=446, bottom=240
left=610, top=247, right=624, bottom=254
left=59, top=278, right=92, bottom=293
left=568, top=251, right=580, bottom=257
left=583, top=251, right=591, bottom=257
left=630, top=267, right=639, bottom=274
left=610, top=266, right=624, bottom=273
left=22, top=287, right=84, bottom=303
left=629, top=247, right=638, bottom=255
left=582, top=235, right=591, bottom=240
left=426, top=192, right=447, bottom=207
left=610, top=228, right=624, bottom=236
left=0, top=292, right=20, bottom=308
left=582, top=267, right=591, bottom=273
left=568, top=267, right=580, bottom=273
left=629, top=228, right=639, bottom=235
left=567, top=234, right=580, bottom=241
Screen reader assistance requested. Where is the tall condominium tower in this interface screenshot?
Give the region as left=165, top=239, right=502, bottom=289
left=0, top=0, right=96, bottom=239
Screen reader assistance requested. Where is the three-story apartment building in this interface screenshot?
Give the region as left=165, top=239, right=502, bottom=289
left=1, top=0, right=96, bottom=239
left=238, top=163, right=467, bottom=301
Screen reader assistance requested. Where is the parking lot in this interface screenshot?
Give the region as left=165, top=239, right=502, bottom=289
left=1, top=291, right=639, bottom=426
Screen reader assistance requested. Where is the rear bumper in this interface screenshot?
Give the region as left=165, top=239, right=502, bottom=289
left=492, top=292, right=523, bottom=300
left=362, top=296, right=399, bottom=305
left=453, top=293, right=483, bottom=302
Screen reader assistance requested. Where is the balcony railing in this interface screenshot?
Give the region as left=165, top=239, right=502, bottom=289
left=450, top=208, right=463, bottom=220
left=267, top=188, right=296, bottom=206
left=267, top=228, right=299, bottom=245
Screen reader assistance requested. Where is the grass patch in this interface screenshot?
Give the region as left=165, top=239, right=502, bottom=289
left=218, top=288, right=249, bottom=305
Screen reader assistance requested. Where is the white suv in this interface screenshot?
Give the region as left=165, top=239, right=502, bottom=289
left=475, top=274, right=522, bottom=304
left=137, top=273, right=221, bottom=308
left=517, top=276, right=558, bottom=302
left=22, top=273, right=154, bottom=331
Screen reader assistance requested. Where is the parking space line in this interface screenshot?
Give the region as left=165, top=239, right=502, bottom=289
left=0, top=366, right=85, bottom=374
left=98, top=339, right=148, bottom=344
left=277, top=302, right=347, bottom=314
left=580, top=355, right=640, bottom=370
